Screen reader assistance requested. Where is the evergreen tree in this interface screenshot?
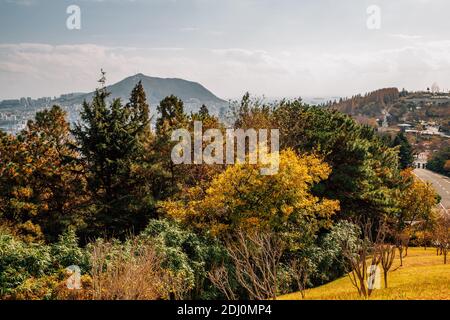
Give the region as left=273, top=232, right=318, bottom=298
left=188, top=104, right=225, bottom=186
left=156, top=94, right=187, bottom=134
left=126, top=80, right=151, bottom=135
left=272, top=100, right=402, bottom=223
left=197, top=104, right=211, bottom=122
left=154, top=95, right=188, bottom=195
left=392, top=132, right=414, bottom=169
left=72, top=71, right=153, bottom=238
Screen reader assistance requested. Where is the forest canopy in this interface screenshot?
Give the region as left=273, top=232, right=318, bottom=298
left=0, top=75, right=440, bottom=300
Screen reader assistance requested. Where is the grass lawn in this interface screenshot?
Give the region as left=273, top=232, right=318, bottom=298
left=279, top=247, right=449, bottom=300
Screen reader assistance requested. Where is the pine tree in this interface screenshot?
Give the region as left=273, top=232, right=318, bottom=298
left=156, top=94, right=187, bottom=135
left=198, top=104, right=210, bottom=120
left=126, top=80, right=151, bottom=135
left=392, top=132, right=414, bottom=169
left=273, top=101, right=402, bottom=223
left=72, top=71, right=153, bottom=238
left=152, top=95, right=189, bottom=195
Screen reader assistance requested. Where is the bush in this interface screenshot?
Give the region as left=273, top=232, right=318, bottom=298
left=0, top=228, right=89, bottom=299
left=140, top=219, right=226, bottom=299
left=0, top=232, right=52, bottom=297
left=51, top=229, right=90, bottom=273
left=314, top=221, right=361, bottom=284
left=89, top=239, right=176, bottom=300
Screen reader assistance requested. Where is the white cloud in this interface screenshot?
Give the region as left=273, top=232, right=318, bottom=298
left=389, top=34, right=423, bottom=40
left=2, top=40, right=450, bottom=100
left=179, top=27, right=199, bottom=32
left=2, top=0, right=36, bottom=5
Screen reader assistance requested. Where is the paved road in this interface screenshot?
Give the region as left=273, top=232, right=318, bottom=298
left=413, top=169, right=450, bottom=214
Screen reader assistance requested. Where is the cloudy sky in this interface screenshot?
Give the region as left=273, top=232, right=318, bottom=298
left=1, top=0, right=450, bottom=100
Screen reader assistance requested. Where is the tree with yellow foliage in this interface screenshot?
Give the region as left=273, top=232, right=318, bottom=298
left=159, top=149, right=339, bottom=238
left=393, top=169, right=438, bottom=263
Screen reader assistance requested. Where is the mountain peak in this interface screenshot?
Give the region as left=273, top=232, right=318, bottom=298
left=60, top=74, right=228, bottom=115
left=132, top=73, right=146, bottom=79
left=110, top=74, right=225, bottom=104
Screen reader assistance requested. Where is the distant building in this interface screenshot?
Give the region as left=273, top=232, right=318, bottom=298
left=0, top=99, right=21, bottom=108
left=432, top=82, right=440, bottom=94
left=414, top=152, right=429, bottom=169
left=398, top=123, right=412, bottom=132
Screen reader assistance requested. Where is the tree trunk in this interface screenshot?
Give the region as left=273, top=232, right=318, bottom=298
left=359, top=278, right=367, bottom=298
left=399, top=247, right=403, bottom=267
left=384, top=271, right=388, bottom=288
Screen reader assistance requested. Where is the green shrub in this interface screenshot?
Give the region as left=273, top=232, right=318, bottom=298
left=0, top=232, right=52, bottom=297
left=140, top=219, right=226, bottom=299
left=0, top=228, right=89, bottom=299
left=314, top=221, right=361, bottom=284
left=51, top=229, right=90, bottom=273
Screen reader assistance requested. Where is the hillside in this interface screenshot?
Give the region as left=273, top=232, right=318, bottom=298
left=279, top=248, right=450, bottom=300
left=330, top=88, right=400, bottom=117
left=55, top=73, right=227, bottom=114
left=327, top=88, right=450, bottom=134
left=0, top=74, right=229, bottom=133
left=0, top=74, right=227, bottom=113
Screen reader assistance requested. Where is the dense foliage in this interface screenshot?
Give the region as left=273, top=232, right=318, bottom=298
left=0, top=76, right=441, bottom=300
left=427, top=146, right=450, bottom=177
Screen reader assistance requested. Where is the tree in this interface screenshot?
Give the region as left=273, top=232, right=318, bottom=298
left=208, top=265, right=237, bottom=300
left=126, top=80, right=151, bottom=136
left=156, top=95, right=187, bottom=135
left=185, top=105, right=226, bottom=188
left=391, top=132, right=414, bottom=169
left=393, top=169, right=438, bottom=263
left=0, top=106, right=87, bottom=241
left=230, top=93, right=273, bottom=130
left=198, top=104, right=211, bottom=121
left=160, top=149, right=339, bottom=237
left=154, top=95, right=189, bottom=195
left=427, top=147, right=450, bottom=177
left=379, top=244, right=395, bottom=288
left=272, top=100, right=402, bottom=224
left=394, top=229, right=410, bottom=266
left=433, top=215, right=450, bottom=264
left=209, top=229, right=284, bottom=300
left=72, top=72, right=153, bottom=238
left=339, top=220, right=386, bottom=298
left=318, top=221, right=361, bottom=285
left=0, top=227, right=89, bottom=299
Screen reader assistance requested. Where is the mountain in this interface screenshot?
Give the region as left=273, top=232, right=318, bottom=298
left=54, top=73, right=228, bottom=114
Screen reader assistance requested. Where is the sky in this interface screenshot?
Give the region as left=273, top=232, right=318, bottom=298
left=1, top=0, right=450, bottom=100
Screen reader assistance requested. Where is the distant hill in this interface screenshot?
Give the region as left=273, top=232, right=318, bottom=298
left=325, top=88, right=450, bottom=131
left=329, top=88, right=400, bottom=117
left=54, top=73, right=227, bottom=114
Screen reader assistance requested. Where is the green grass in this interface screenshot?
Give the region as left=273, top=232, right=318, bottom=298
left=279, top=248, right=450, bottom=300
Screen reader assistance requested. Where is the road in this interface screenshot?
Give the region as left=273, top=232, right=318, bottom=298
left=413, top=168, right=450, bottom=215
